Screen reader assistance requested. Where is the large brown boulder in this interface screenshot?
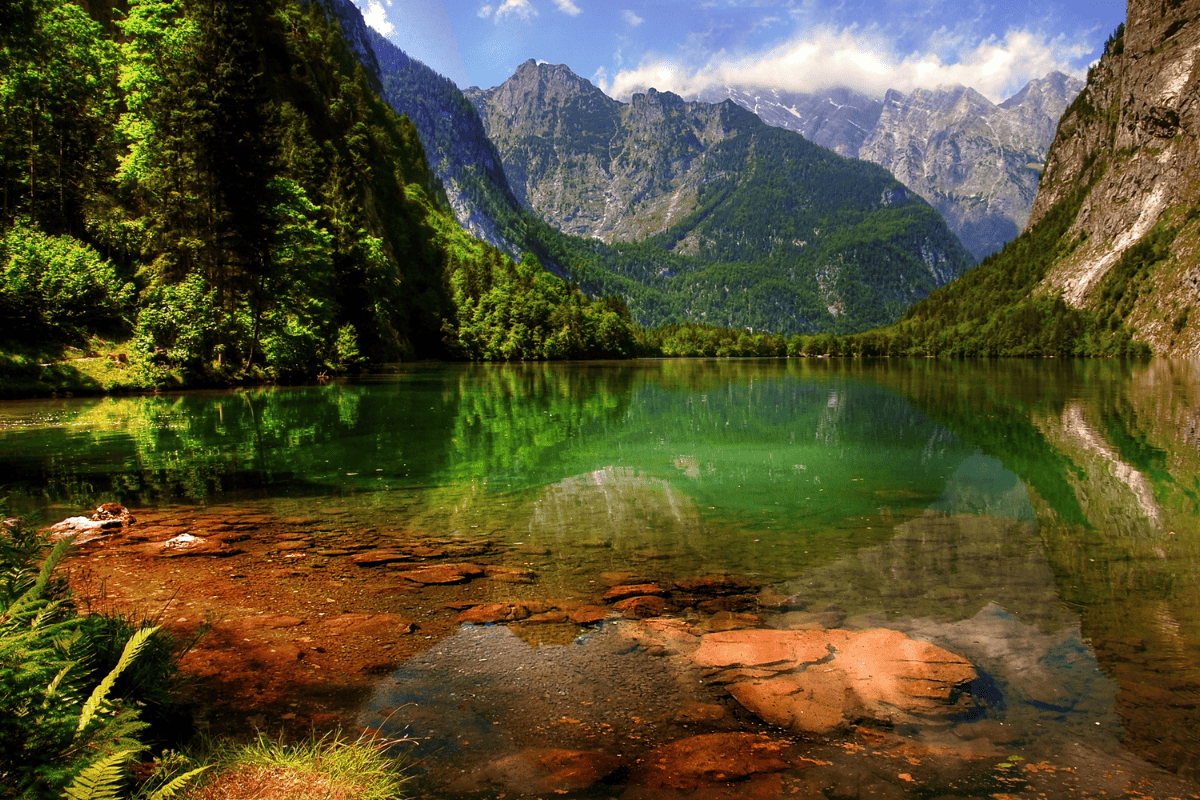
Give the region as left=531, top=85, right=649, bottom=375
left=694, top=628, right=977, bottom=734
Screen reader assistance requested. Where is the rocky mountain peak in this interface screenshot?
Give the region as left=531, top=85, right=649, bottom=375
left=1000, top=71, right=1078, bottom=111
left=693, top=73, right=1082, bottom=259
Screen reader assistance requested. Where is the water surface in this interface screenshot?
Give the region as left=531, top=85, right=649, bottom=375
left=3, top=358, right=1200, bottom=792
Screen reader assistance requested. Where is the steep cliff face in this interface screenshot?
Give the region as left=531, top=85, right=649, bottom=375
left=700, top=74, right=1082, bottom=260
left=1033, top=0, right=1200, bottom=356
left=319, top=0, right=383, bottom=90
left=366, top=28, right=522, bottom=251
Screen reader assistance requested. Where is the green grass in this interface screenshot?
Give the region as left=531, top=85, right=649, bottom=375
left=0, top=336, right=184, bottom=398
left=183, top=732, right=410, bottom=800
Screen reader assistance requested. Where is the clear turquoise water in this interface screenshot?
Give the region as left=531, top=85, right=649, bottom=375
left=3, top=357, right=1200, bottom=782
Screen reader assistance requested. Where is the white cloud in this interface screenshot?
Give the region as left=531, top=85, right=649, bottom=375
left=359, top=0, right=395, bottom=36
left=622, top=10, right=643, bottom=27
left=479, top=0, right=537, bottom=22
left=600, top=26, right=1091, bottom=103
left=553, top=0, right=582, bottom=16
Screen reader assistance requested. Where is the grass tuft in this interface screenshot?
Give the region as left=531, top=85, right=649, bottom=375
left=185, top=731, right=409, bottom=800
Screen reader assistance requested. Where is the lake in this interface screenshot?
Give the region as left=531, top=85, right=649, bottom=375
left=3, top=358, right=1199, bottom=797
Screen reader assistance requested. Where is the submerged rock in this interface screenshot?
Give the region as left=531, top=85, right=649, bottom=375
left=457, top=603, right=532, bottom=624
left=145, top=533, right=241, bottom=558
left=316, top=613, right=415, bottom=637
left=694, top=628, right=978, bottom=735
left=614, top=595, right=667, bottom=619
left=675, top=575, right=758, bottom=596
left=603, top=583, right=667, bottom=602
left=350, top=549, right=413, bottom=567
left=449, top=748, right=621, bottom=795
left=484, top=565, right=537, bottom=583
left=394, top=563, right=485, bottom=584
left=631, top=732, right=792, bottom=790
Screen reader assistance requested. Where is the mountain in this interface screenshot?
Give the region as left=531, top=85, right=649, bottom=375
left=465, top=60, right=975, bottom=334
left=694, top=86, right=882, bottom=159
left=697, top=74, right=1083, bottom=260
left=362, top=27, right=522, bottom=251
left=865, top=0, right=1200, bottom=358
left=1030, top=2, right=1200, bottom=357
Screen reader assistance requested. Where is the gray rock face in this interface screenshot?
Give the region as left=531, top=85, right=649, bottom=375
left=694, top=85, right=884, bottom=159
left=1031, top=0, right=1200, bottom=356
left=699, top=73, right=1083, bottom=260
left=367, top=28, right=521, bottom=251
left=466, top=62, right=750, bottom=244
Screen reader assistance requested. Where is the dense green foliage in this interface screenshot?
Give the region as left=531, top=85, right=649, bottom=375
left=444, top=250, right=635, bottom=360
left=0, top=0, right=634, bottom=386
left=1, top=225, right=135, bottom=338
left=0, top=513, right=187, bottom=799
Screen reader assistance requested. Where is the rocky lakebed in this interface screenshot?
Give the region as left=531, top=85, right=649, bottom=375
left=51, top=502, right=1200, bottom=800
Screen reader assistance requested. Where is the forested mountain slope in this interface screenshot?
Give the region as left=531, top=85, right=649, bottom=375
left=0, top=0, right=634, bottom=386
left=462, top=60, right=975, bottom=334
left=862, top=0, right=1200, bottom=358
left=698, top=73, right=1082, bottom=260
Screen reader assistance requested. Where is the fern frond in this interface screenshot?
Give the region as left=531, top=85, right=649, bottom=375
left=61, top=749, right=133, bottom=800
left=143, top=765, right=210, bottom=800
left=33, top=535, right=75, bottom=599
left=45, top=662, right=75, bottom=700
left=77, top=626, right=158, bottom=733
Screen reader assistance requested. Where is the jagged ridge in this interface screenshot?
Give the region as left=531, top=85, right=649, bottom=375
left=697, top=73, right=1083, bottom=260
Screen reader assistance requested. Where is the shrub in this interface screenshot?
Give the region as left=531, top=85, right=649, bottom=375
left=0, top=223, right=135, bottom=341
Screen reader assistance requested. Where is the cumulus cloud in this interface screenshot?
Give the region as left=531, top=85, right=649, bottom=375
left=479, top=0, right=537, bottom=22
left=553, top=0, right=582, bottom=15
left=599, top=25, right=1091, bottom=103
left=622, top=10, right=643, bottom=27
left=358, top=0, right=395, bottom=36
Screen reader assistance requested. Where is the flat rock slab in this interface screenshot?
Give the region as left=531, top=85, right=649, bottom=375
left=675, top=575, right=758, bottom=595
left=603, top=583, right=667, bottom=602
left=484, top=566, right=537, bottom=583
left=137, top=534, right=243, bottom=558
left=564, top=604, right=612, bottom=624
left=694, top=628, right=978, bottom=735
left=614, top=596, right=667, bottom=619
left=458, top=603, right=533, bottom=624
left=394, top=563, right=485, bottom=584
left=315, top=613, right=415, bottom=637
left=351, top=550, right=413, bottom=567
left=631, top=732, right=792, bottom=790
left=450, top=748, right=621, bottom=795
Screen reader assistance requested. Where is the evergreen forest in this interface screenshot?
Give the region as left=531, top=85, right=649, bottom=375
left=0, top=0, right=635, bottom=392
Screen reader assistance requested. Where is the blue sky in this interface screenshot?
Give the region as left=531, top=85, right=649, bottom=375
left=353, top=0, right=1126, bottom=102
